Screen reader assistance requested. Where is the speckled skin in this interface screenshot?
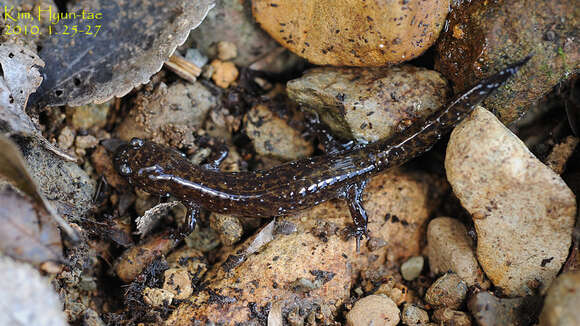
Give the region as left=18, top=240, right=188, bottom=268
left=114, top=59, right=528, bottom=245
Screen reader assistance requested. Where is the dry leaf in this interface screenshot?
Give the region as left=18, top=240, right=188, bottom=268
left=0, top=184, right=63, bottom=264
left=0, top=43, right=44, bottom=109
left=0, top=135, right=78, bottom=242
left=0, top=255, right=67, bottom=326
left=136, top=201, right=181, bottom=237
left=29, top=0, right=214, bottom=107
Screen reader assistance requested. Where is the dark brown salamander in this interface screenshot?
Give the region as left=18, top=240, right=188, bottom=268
left=114, top=58, right=529, bottom=250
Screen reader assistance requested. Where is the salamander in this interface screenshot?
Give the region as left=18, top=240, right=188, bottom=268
left=113, top=58, right=529, bottom=250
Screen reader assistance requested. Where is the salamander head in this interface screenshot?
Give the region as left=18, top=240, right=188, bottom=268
left=113, top=138, right=146, bottom=177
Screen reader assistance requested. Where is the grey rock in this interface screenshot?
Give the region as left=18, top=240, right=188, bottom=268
left=468, top=291, right=542, bottom=326
left=401, top=256, right=424, bottom=281
left=287, top=65, right=449, bottom=142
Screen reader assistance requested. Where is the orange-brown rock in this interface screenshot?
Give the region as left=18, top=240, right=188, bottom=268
left=252, top=0, right=449, bottom=66
left=166, top=169, right=447, bottom=325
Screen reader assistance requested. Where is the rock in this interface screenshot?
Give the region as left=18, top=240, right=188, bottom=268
left=467, top=291, right=542, bottom=326
left=184, top=0, right=280, bottom=67
left=217, top=41, right=237, bottom=61
left=435, top=0, right=578, bottom=124
left=425, top=273, right=468, bottom=309
left=163, top=268, right=193, bottom=300
left=166, top=169, right=446, bottom=325
left=252, top=0, right=448, bottom=66
left=210, top=213, right=243, bottom=246
left=401, top=303, right=429, bottom=325
left=57, top=126, right=75, bottom=149
left=66, top=102, right=110, bottom=130
left=143, top=287, right=174, bottom=308
left=287, top=65, right=449, bottom=142
left=115, top=81, right=217, bottom=148
left=426, top=217, right=487, bottom=287
left=446, top=107, right=577, bottom=296
left=432, top=308, right=471, bottom=326
left=539, top=271, right=580, bottom=326
left=243, top=104, right=314, bottom=161
left=545, top=136, right=579, bottom=174
left=401, top=256, right=424, bottom=281
left=210, top=59, right=239, bottom=88
left=75, top=135, right=98, bottom=150
left=166, top=247, right=208, bottom=277
left=114, top=233, right=178, bottom=282
left=346, top=295, right=400, bottom=326
left=82, top=308, right=106, bottom=326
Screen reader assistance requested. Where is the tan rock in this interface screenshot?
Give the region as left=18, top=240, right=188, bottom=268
left=539, top=271, right=580, bottom=326
left=244, top=104, right=314, bottom=160
left=432, top=308, right=471, bottom=326
left=426, top=217, right=487, bottom=287
left=216, top=41, right=237, bottom=61
left=401, top=303, right=429, bottom=325
left=446, top=107, right=577, bottom=296
left=143, top=287, right=174, bottom=307
left=252, top=0, right=448, bottom=66
left=346, top=295, right=400, bottom=326
left=210, top=59, right=239, bottom=88
left=425, top=273, right=467, bottom=309
left=163, top=268, right=193, bottom=300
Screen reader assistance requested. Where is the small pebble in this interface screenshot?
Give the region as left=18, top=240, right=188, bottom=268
left=57, top=126, right=75, bottom=149
left=209, top=213, right=243, bottom=246
left=210, top=59, right=239, bottom=88
left=446, top=107, right=576, bottom=296
left=75, top=135, right=98, bottom=150
left=426, top=217, right=487, bottom=287
left=401, top=303, right=429, bottom=325
left=401, top=256, right=424, bottom=281
left=66, top=102, right=110, bottom=130
left=346, top=295, right=400, bottom=326
left=539, top=271, right=580, bottom=326
left=82, top=308, right=106, bottom=326
left=163, top=268, right=193, bottom=300
left=143, top=287, right=174, bottom=307
left=166, top=247, right=208, bottom=277
left=432, top=308, right=471, bottom=326
left=425, top=273, right=467, bottom=309
left=216, top=41, right=237, bottom=61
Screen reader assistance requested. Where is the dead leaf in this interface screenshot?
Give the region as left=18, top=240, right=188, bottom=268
left=0, top=184, right=63, bottom=264
left=29, top=0, right=214, bottom=107
left=0, top=255, right=67, bottom=326
left=0, top=135, right=79, bottom=242
left=136, top=201, right=181, bottom=237
left=245, top=219, right=275, bottom=255
left=0, top=43, right=44, bottom=109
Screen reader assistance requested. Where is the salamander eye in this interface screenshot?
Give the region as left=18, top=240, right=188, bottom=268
left=118, top=163, right=132, bottom=176
left=130, top=138, right=144, bottom=148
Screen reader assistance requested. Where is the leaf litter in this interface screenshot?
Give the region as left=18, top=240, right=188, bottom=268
left=29, top=0, right=215, bottom=107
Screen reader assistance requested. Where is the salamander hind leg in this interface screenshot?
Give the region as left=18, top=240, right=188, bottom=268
left=341, top=179, right=369, bottom=252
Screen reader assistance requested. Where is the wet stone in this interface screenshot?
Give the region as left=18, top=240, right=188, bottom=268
left=287, top=65, right=449, bottom=142
left=446, top=107, right=576, bottom=296
left=425, top=273, right=468, bottom=309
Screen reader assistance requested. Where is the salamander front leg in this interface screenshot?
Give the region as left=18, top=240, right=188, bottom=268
left=179, top=201, right=200, bottom=238
left=306, top=113, right=355, bottom=154
left=202, top=143, right=229, bottom=171
left=342, top=179, right=369, bottom=252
